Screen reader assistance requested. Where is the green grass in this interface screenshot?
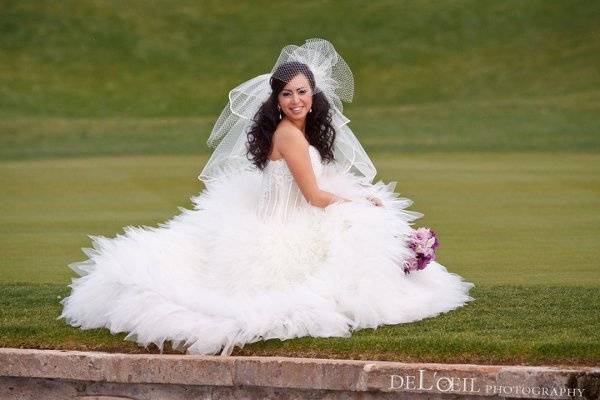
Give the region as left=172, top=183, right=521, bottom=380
left=1, top=92, right=599, bottom=162
left=1, top=283, right=598, bottom=366
left=1, top=153, right=599, bottom=286
left=1, top=0, right=599, bottom=118
left=1, top=153, right=599, bottom=366
left=1, top=0, right=599, bottom=365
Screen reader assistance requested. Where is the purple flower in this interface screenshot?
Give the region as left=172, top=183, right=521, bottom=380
left=403, top=227, right=439, bottom=274
left=403, top=257, right=418, bottom=274
left=413, top=227, right=428, bottom=240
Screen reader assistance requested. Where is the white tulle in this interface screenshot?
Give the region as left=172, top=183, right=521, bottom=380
left=58, top=145, right=476, bottom=356
left=199, top=38, right=378, bottom=186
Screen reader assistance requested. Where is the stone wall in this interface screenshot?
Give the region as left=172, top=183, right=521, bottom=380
left=0, top=348, right=598, bottom=400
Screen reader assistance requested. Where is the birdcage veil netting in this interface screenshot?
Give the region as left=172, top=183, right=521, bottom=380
left=198, top=38, right=377, bottom=185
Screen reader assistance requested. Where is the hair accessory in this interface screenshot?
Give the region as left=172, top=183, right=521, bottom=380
left=198, top=38, right=376, bottom=185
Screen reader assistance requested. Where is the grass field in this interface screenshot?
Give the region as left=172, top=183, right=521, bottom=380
left=1, top=0, right=599, bottom=366
left=2, top=152, right=598, bottom=365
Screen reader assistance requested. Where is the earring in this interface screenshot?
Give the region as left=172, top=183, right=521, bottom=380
left=309, top=108, right=312, bottom=113
left=278, top=105, right=282, bottom=120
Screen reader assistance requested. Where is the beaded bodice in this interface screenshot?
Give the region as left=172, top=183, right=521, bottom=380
left=257, top=145, right=324, bottom=220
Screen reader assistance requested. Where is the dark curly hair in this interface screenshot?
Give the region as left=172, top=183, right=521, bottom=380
left=246, top=61, right=336, bottom=171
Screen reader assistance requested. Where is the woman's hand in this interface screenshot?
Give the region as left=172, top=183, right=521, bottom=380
left=367, top=196, right=384, bottom=207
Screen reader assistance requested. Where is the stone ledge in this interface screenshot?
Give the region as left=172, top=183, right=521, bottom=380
left=0, top=348, right=598, bottom=400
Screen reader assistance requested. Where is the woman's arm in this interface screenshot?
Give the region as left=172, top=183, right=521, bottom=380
left=276, top=129, right=350, bottom=208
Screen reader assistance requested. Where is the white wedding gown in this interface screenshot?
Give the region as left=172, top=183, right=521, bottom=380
left=58, top=145, right=475, bottom=356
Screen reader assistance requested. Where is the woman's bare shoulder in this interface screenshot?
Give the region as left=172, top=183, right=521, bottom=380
left=272, top=122, right=308, bottom=150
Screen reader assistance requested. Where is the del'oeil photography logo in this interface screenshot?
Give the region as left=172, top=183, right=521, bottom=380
left=389, top=370, right=586, bottom=398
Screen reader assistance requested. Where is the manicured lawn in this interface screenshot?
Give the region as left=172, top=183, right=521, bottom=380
left=1, top=282, right=598, bottom=367
left=1, top=0, right=599, bottom=365
left=1, top=153, right=598, bottom=366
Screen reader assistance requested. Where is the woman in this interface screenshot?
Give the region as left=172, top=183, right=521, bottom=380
left=58, top=38, right=475, bottom=357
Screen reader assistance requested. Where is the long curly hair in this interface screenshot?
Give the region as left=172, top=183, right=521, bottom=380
left=246, top=61, right=336, bottom=171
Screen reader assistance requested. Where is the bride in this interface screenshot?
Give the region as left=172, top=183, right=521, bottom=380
left=58, top=38, right=475, bottom=357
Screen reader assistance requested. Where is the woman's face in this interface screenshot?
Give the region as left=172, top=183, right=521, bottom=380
left=277, top=73, right=313, bottom=123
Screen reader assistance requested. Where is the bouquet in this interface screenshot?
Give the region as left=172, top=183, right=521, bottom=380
left=403, top=227, right=439, bottom=274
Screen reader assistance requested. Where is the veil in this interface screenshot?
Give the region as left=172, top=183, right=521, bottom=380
left=198, top=38, right=377, bottom=186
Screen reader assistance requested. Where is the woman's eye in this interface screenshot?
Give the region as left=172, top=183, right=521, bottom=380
left=281, top=90, right=309, bottom=98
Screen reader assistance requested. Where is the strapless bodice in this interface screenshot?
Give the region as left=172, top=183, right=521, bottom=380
left=257, top=145, right=324, bottom=220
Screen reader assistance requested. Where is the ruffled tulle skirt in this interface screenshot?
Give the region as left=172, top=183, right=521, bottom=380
left=58, top=164, right=475, bottom=356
